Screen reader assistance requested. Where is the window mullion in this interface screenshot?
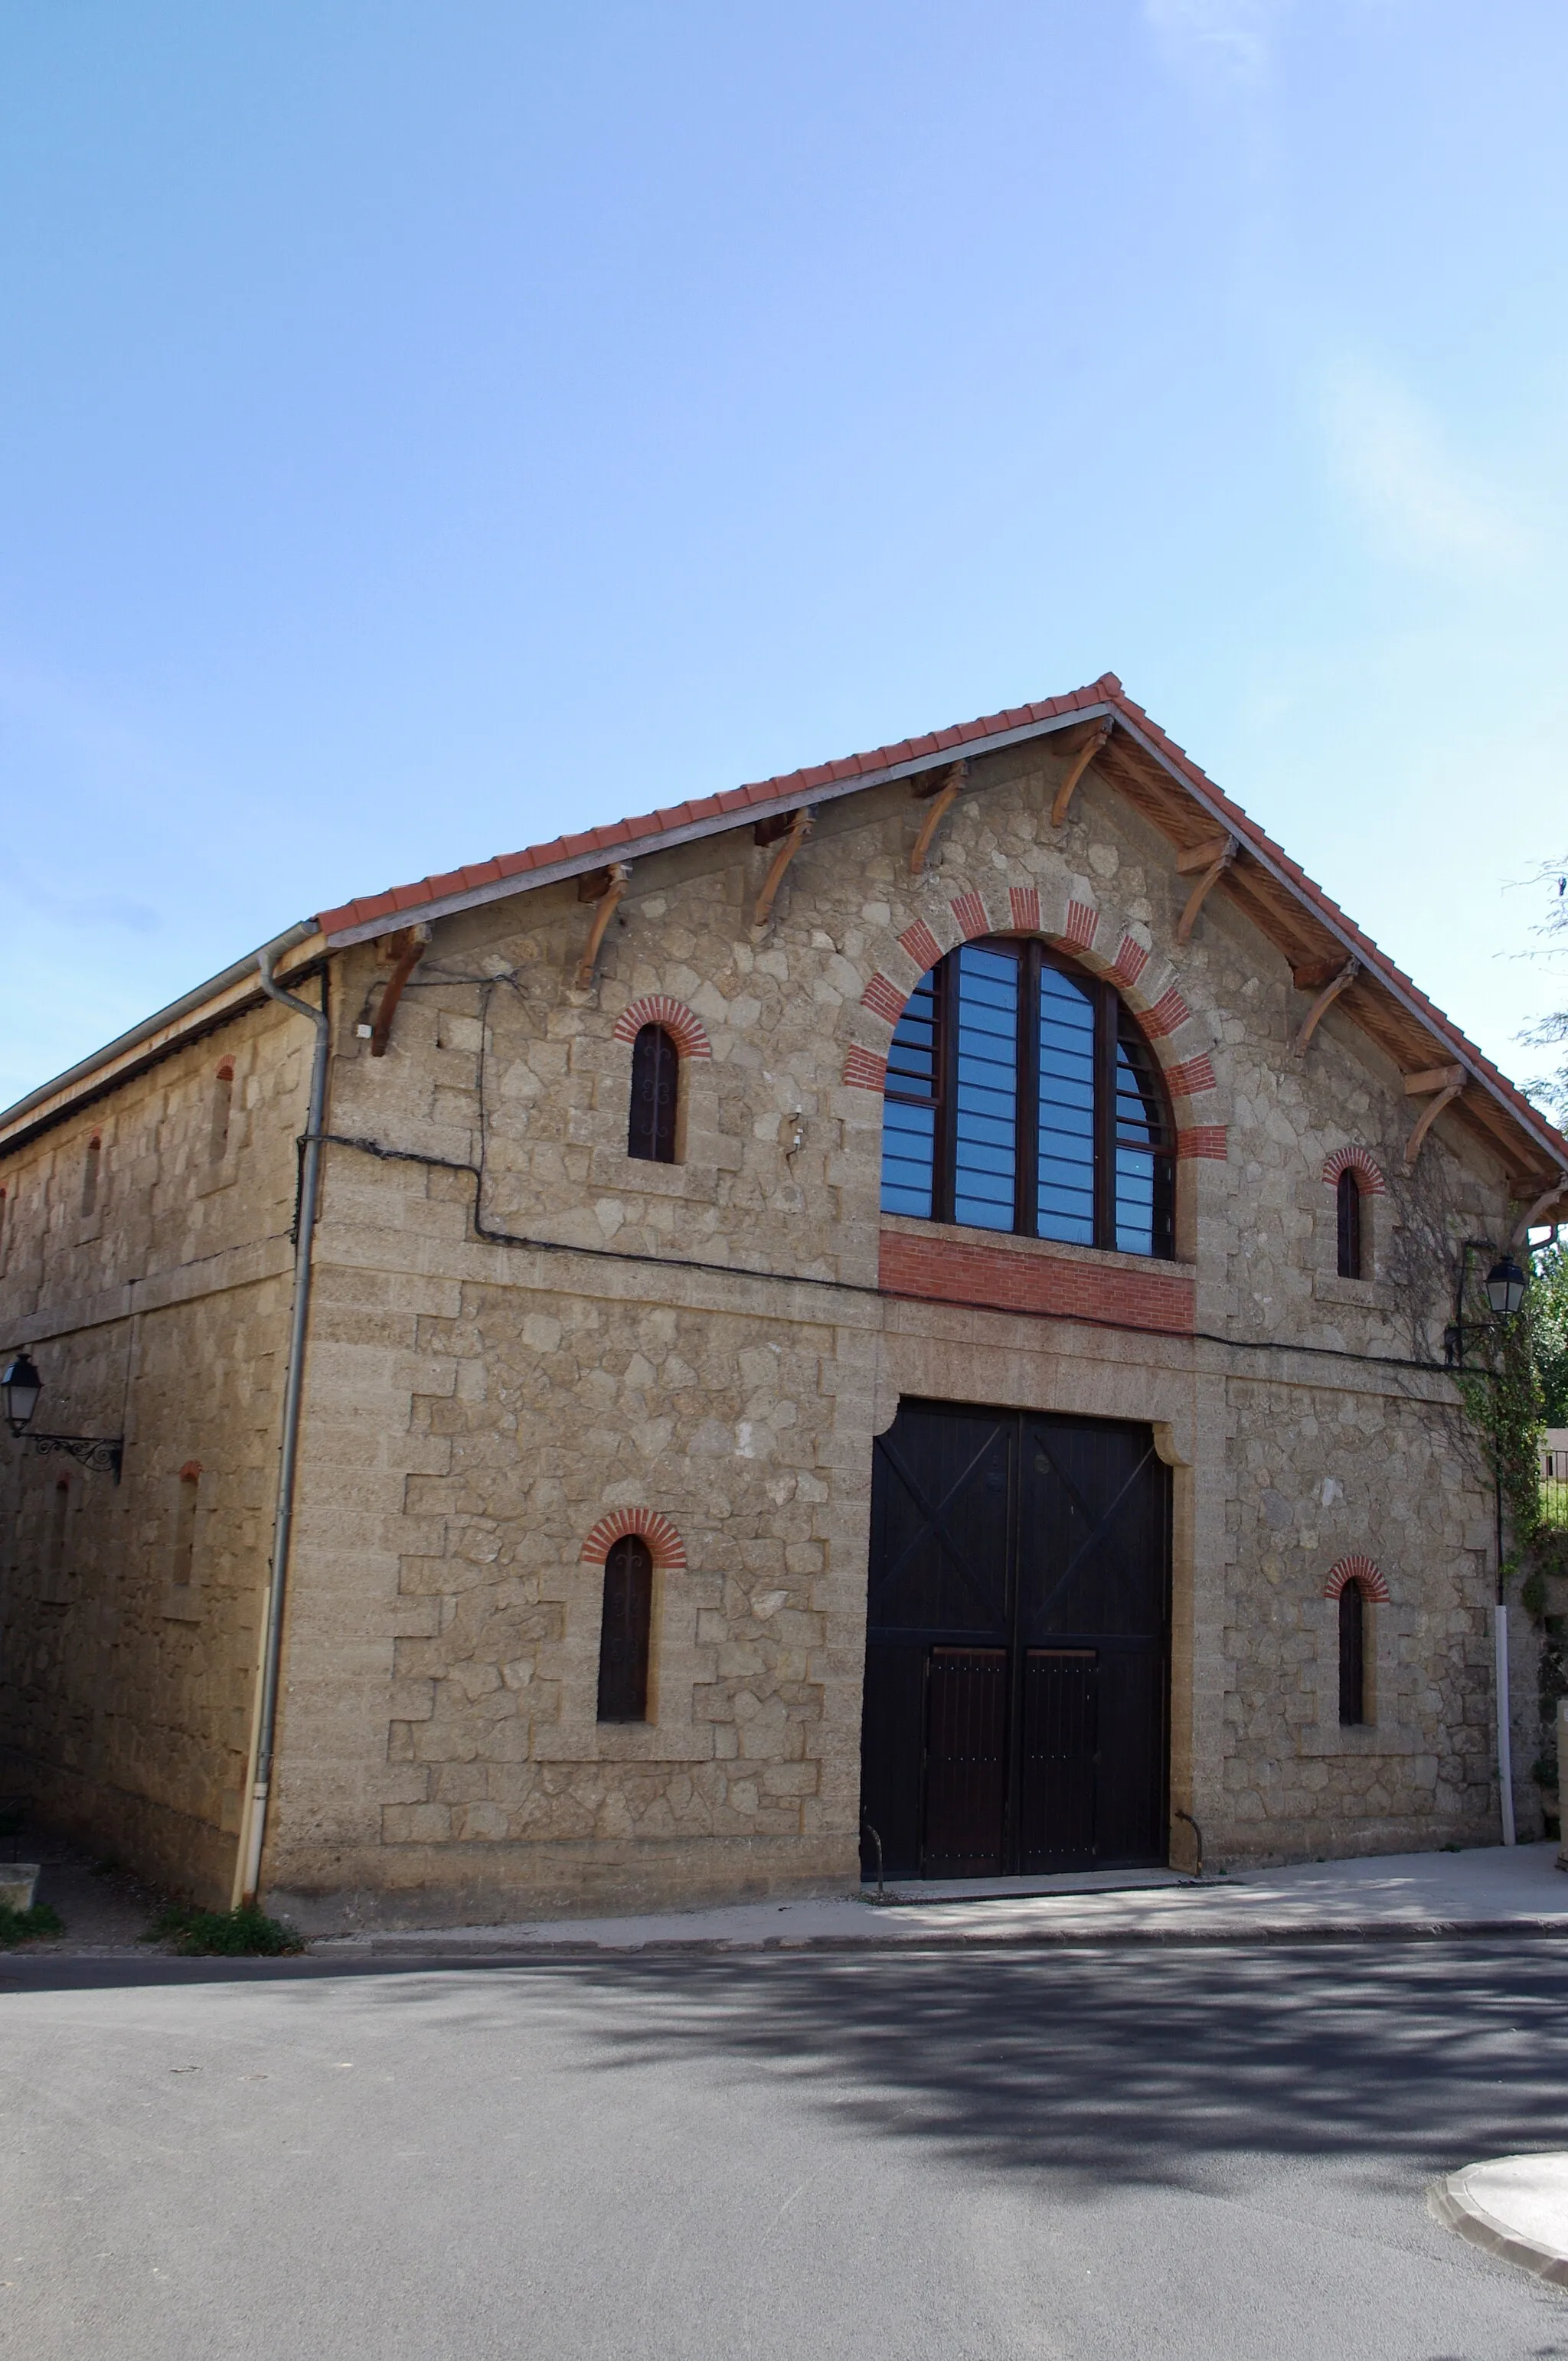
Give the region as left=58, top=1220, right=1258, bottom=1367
left=936, top=954, right=956, bottom=1223
left=1095, top=985, right=1116, bottom=1249
left=1018, top=942, right=1040, bottom=1236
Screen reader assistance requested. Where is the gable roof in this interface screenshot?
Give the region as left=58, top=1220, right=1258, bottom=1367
left=315, top=671, right=1568, bottom=1193
left=3, top=674, right=1566, bottom=1197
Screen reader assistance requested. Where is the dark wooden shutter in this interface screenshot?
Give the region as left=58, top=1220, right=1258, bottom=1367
left=628, top=1026, right=678, bottom=1163
left=1337, top=1168, right=1362, bottom=1278
left=597, top=1535, right=654, bottom=1722
left=1338, top=1580, right=1365, bottom=1726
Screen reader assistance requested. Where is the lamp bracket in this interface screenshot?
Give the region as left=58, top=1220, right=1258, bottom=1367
left=21, top=1432, right=124, bottom=1481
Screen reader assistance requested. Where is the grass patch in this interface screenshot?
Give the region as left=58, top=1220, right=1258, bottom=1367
left=146, top=1902, right=304, bottom=1957
left=0, top=1901, right=64, bottom=1947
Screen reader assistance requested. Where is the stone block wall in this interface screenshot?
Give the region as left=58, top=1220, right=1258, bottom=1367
left=0, top=726, right=1527, bottom=1922
left=0, top=999, right=308, bottom=1899
left=256, top=734, right=1516, bottom=1922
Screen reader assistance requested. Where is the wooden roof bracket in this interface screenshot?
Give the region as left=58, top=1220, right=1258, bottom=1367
left=573, top=862, right=632, bottom=990
left=1174, top=834, right=1239, bottom=947
left=1513, top=1171, right=1568, bottom=1247
left=1292, top=957, right=1361, bottom=1058
left=1403, top=1064, right=1465, bottom=1168
left=1050, top=717, right=1114, bottom=829
left=908, top=760, right=968, bottom=877
left=368, top=924, right=431, bottom=1057
left=753, top=806, right=815, bottom=926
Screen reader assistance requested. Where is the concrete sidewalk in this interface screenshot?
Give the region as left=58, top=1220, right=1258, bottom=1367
left=312, top=1838, right=1568, bottom=1957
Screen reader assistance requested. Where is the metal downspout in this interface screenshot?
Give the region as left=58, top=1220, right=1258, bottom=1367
left=234, top=951, right=331, bottom=1906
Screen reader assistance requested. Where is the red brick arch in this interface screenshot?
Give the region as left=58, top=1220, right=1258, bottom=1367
left=1323, top=1146, right=1387, bottom=1195
left=1324, top=1554, right=1390, bottom=1603
left=612, top=997, right=711, bottom=1059
left=580, top=1508, right=688, bottom=1572
left=846, top=898, right=1227, bottom=1161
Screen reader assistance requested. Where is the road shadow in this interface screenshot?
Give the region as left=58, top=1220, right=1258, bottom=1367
left=8, top=1935, right=1568, bottom=2201
left=511, top=1936, right=1568, bottom=2196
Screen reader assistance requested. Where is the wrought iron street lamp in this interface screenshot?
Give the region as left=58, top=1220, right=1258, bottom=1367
left=1445, top=1240, right=1527, bottom=1367
left=1485, top=1255, right=1528, bottom=1318
left=1, top=1350, right=123, bottom=1480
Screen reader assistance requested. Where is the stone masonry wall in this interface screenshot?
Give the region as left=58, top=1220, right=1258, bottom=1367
left=0, top=999, right=309, bottom=1899
left=253, top=734, right=1517, bottom=1925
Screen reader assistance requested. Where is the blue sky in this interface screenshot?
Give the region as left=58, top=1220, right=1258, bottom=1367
left=2, top=0, right=1566, bottom=1112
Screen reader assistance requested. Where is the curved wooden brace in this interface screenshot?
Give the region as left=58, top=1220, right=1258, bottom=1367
left=1292, top=957, right=1360, bottom=1057
left=1049, top=717, right=1114, bottom=829
left=908, top=762, right=966, bottom=877
left=753, top=806, right=814, bottom=926
left=369, top=925, right=430, bottom=1057
left=1174, top=836, right=1237, bottom=947
left=1513, top=1171, right=1568, bottom=1247
left=1403, top=1074, right=1463, bottom=1168
left=574, top=863, right=632, bottom=990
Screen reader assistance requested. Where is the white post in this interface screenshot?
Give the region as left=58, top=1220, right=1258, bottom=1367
left=1496, top=1602, right=1516, bottom=1847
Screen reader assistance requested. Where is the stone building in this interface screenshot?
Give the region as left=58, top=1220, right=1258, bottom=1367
left=2, top=673, right=1565, bottom=1930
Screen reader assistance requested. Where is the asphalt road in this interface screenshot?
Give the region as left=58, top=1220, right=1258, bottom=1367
left=5, top=1938, right=1568, bottom=2359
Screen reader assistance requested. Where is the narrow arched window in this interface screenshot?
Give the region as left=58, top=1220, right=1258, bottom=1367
left=1338, top=1579, right=1366, bottom=1726
left=48, top=1476, right=70, bottom=1579
left=596, top=1534, right=654, bottom=1722
left=880, top=939, right=1174, bottom=1256
left=628, top=1024, right=679, bottom=1164
left=172, top=1465, right=201, bottom=1586
left=1336, top=1167, right=1363, bottom=1279
left=81, top=1136, right=101, bottom=1218
left=211, top=1060, right=234, bottom=1163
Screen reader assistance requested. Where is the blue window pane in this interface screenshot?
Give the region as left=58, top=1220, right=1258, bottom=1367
left=880, top=967, right=940, bottom=1217
left=952, top=945, right=1018, bottom=1230
left=887, top=972, right=938, bottom=1095
left=1114, top=1030, right=1166, bottom=1149
left=1112, top=1019, right=1172, bottom=1256
left=881, top=1099, right=936, bottom=1216
left=1037, top=965, right=1095, bottom=1245
left=1114, top=1147, right=1157, bottom=1256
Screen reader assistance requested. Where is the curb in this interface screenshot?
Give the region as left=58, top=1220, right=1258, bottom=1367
left=1429, top=2167, right=1568, bottom=2288
left=308, top=1915, right=1568, bottom=1962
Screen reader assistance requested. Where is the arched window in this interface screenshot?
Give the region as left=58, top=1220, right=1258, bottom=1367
left=596, top=1533, right=654, bottom=1722
left=211, top=1060, right=235, bottom=1164
left=628, top=1024, right=679, bottom=1164
left=880, top=940, right=1174, bottom=1256
left=172, top=1464, right=201, bottom=1588
left=48, top=1476, right=70, bottom=1579
left=1336, top=1166, right=1363, bottom=1279
left=1338, top=1579, right=1366, bottom=1726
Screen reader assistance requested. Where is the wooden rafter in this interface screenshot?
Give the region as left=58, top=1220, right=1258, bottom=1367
left=573, top=861, right=632, bottom=990
left=1049, top=717, right=1114, bottom=829
left=753, top=807, right=814, bottom=926
left=1403, top=1064, right=1465, bottom=1167
left=369, top=925, right=430, bottom=1057
left=1083, top=725, right=1565, bottom=1183
left=908, top=761, right=967, bottom=877
left=1292, top=957, right=1360, bottom=1057
left=1174, top=834, right=1238, bottom=946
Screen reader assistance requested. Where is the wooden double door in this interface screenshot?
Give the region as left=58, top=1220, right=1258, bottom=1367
left=861, top=1401, right=1171, bottom=1879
